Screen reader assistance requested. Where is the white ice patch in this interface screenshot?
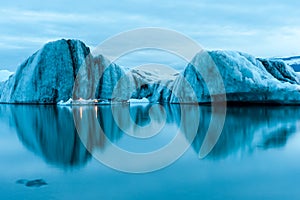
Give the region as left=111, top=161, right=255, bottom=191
left=57, top=98, right=73, bottom=106
left=128, top=97, right=150, bottom=104
left=0, top=70, right=14, bottom=82
left=284, top=57, right=300, bottom=66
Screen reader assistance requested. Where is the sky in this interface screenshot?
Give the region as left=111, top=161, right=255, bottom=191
left=1, top=0, right=300, bottom=71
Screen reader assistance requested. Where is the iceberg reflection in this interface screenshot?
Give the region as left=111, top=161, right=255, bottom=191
left=0, top=105, right=91, bottom=169
left=193, top=106, right=299, bottom=159
left=0, top=104, right=299, bottom=169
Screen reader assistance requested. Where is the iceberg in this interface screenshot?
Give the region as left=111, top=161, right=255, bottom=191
left=0, top=39, right=89, bottom=103
left=128, top=98, right=150, bottom=104
left=112, top=65, right=178, bottom=103
left=0, top=39, right=125, bottom=103
left=0, top=39, right=300, bottom=104
left=170, top=51, right=300, bottom=104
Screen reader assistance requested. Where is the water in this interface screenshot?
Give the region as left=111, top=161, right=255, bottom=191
left=0, top=104, right=300, bottom=199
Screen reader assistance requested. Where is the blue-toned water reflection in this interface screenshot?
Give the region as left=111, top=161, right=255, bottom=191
left=0, top=104, right=300, bottom=199
left=1, top=104, right=298, bottom=168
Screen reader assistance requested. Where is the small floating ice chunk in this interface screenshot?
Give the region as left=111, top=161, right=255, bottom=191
left=127, top=97, right=150, bottom=104
left=57, top=98, right=73, bottom=106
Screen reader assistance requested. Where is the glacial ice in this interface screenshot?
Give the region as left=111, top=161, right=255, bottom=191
left=0, top=39, right=300, bottom=104
left=0, top=39, right=126, bottom=103
left=0, top=70, right=14, bottom=82
left=170, top=51, right=300, bottom=104
left=128, top=98, right=150, bottom=104
left=0, top=39, right=90, bottom=103
left=281, top=56, right=300, bottom=72
left=0, top=70, right=14, bottom=97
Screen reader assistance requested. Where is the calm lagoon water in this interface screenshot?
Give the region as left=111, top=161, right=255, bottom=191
left=0, top=104, right=300, bottom=199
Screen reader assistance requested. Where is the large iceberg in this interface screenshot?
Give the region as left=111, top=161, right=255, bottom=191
left=170, top=51, right=300, bottom=104
left=0, top=39, right=125, bottom=103
left=0, top=39, right=300, bottom=104
left=0, top=40, right=89, bottom=103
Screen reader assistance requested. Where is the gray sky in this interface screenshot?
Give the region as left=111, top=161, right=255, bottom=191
left=1, top=0, right=300, bottom=71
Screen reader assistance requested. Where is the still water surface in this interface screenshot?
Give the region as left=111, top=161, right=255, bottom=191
left=0, top=104, right=300, bottom=199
